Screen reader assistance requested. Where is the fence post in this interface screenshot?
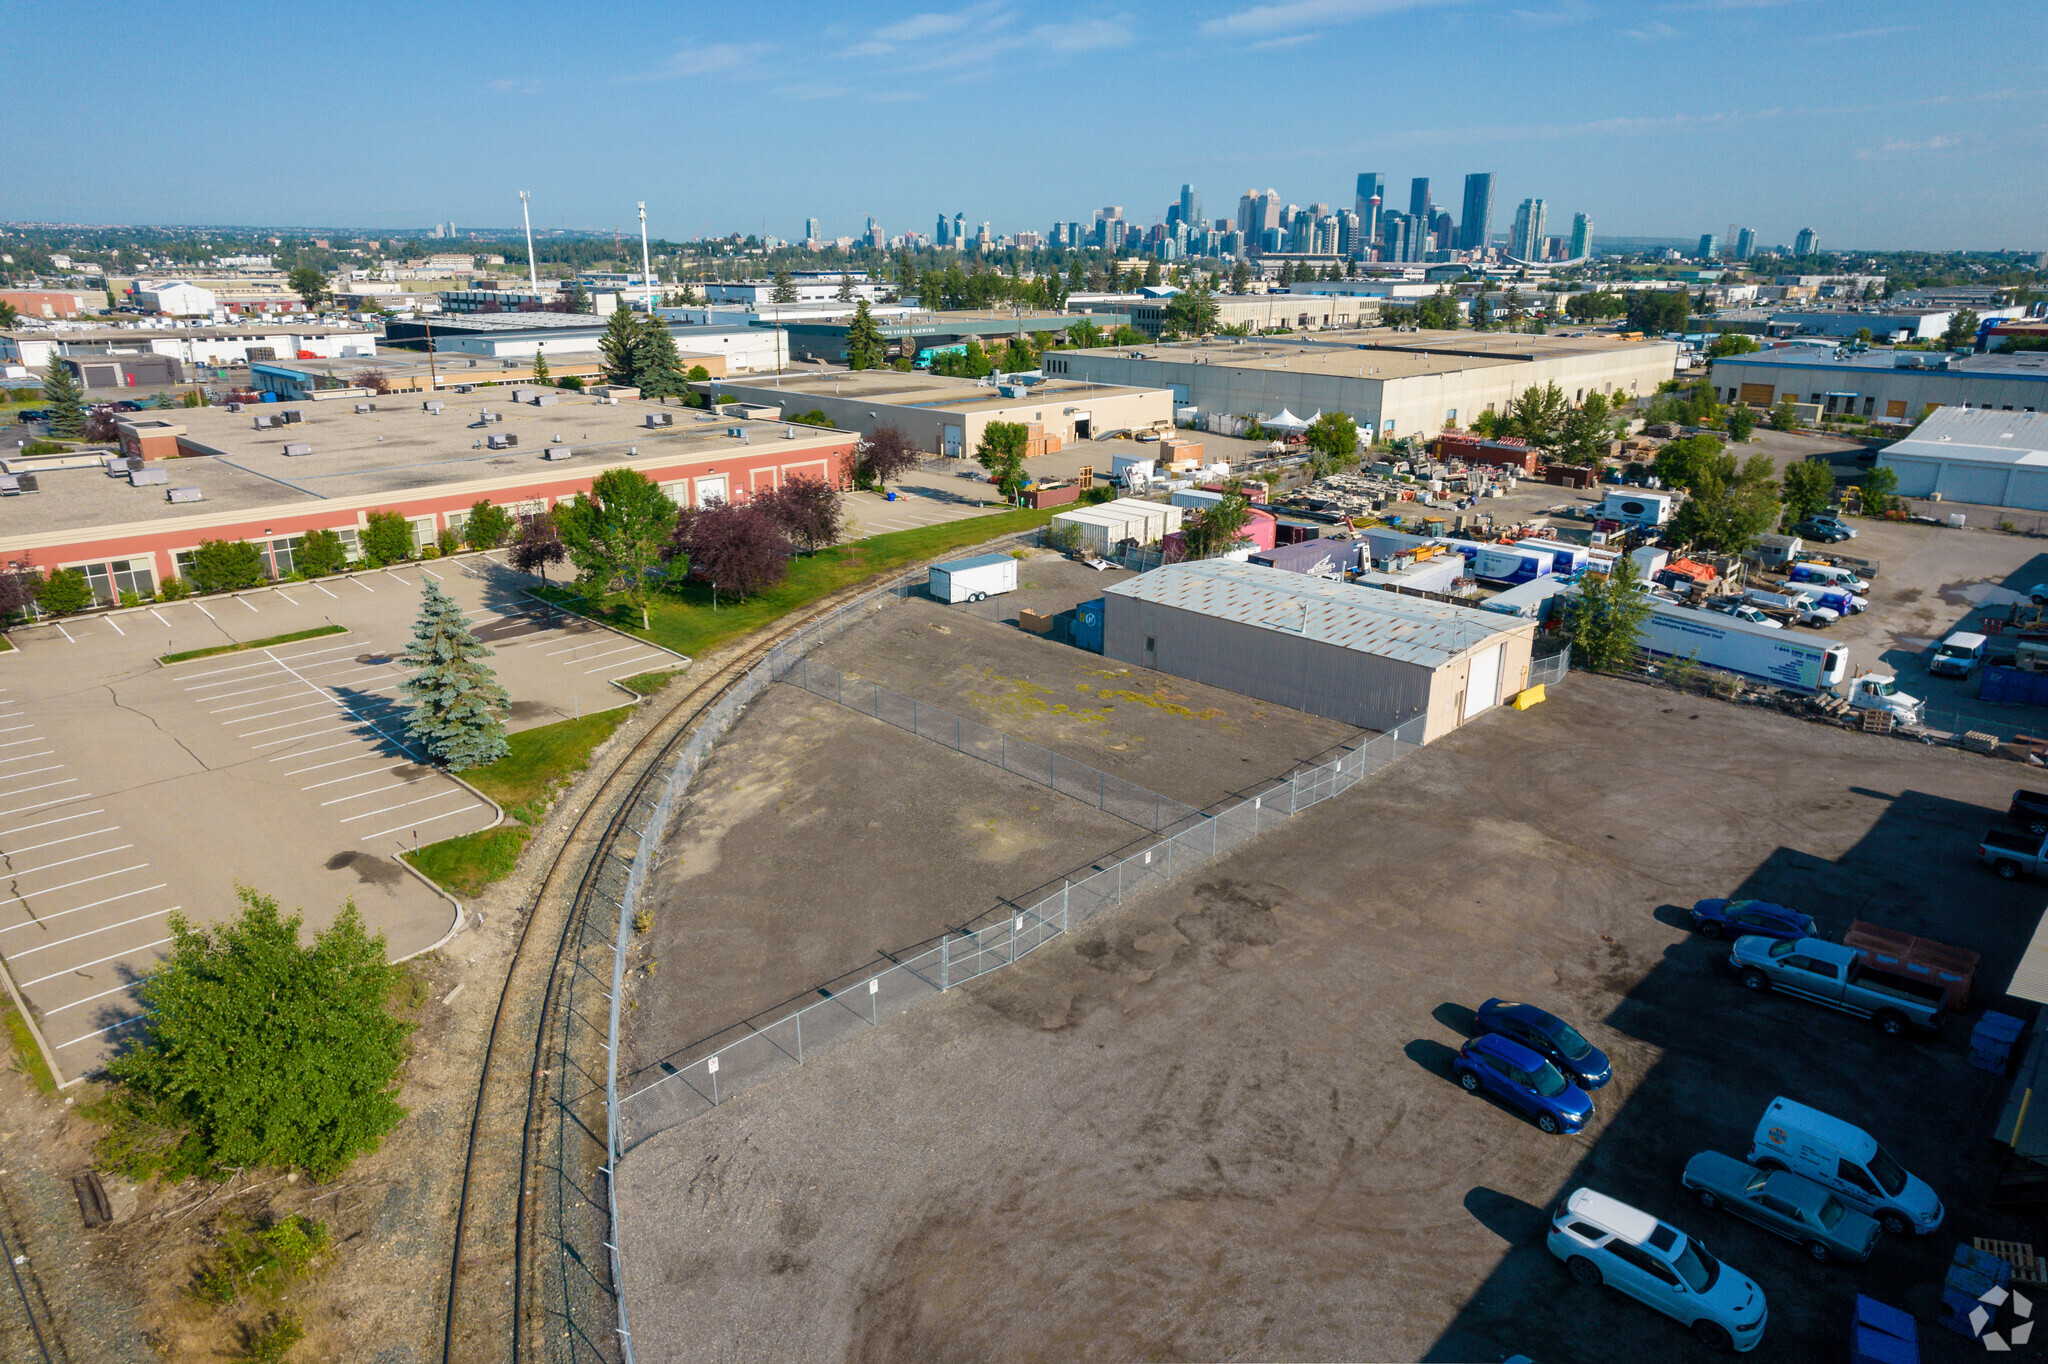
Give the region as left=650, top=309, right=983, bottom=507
left=1063, top=880, right=1070, bottom=933
left=1100, top=769, right=1106, bottom=813
left=796, top=1012, right=803, bottom=1062
left=941, top=935, right=950, bottom=990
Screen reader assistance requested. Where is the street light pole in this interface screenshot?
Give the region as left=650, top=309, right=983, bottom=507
left=520, top=191, right=539, bottom=296
left=639, top=202, right=654, bottom=313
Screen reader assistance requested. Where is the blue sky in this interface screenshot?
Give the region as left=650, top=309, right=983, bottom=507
left=6, top=0, right=2042, bottom=250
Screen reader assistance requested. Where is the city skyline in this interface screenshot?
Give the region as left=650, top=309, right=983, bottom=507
left=5, top=0, right=2042, bottom=251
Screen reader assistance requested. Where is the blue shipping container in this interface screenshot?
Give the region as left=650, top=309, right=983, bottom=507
left=1979, top=665, right=2048, bottom=707
left=1073, top=598, right=1105, bottom=653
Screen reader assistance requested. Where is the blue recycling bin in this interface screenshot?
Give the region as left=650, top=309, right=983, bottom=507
left=886, top=491, right=897, bottom=501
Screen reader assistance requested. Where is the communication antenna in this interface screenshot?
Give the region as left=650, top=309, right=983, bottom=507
left=519, top=191, right=539, bottom=294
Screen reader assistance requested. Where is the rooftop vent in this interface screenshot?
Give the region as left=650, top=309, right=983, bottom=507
left=130, top=467, right=168, bottom=486
left=167, top=485, right=203, bottom=503
left=543, top=447, right=573, bottom=461
left=283, top=442, right=312, bottom=457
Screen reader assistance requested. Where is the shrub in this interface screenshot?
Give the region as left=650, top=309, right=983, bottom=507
left=360, top=510, right=414, bottom=567
left=119, top=588, right=141, bottom=609
left=557, top=374, right=585, bottom=392
left=158, top=575, right=194, bottom=601
left=195, top=1214, right=329, bottom=1305
left=188, top=539, right=265, bottom=594
left=463, top=500, right=515, bottom=550
left=36, top=568, right=94, bottom=615
left=438, top=526, right=460, bottom=557
left=294, top=529, right=347, bottom=578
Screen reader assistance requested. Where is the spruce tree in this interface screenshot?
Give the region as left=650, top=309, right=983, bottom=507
left=633, top=314, right=685, bottom=399
left=400, top=581, right=510, bottom=771
left=844, top=299, right=885, bottom=370
left=599, top=306, right=642, bottom=388
left=43, top=356, right=85, bottom=438
left=771, top=267, right=798, bottom=304
left=531, top=349, right=550, bottom=385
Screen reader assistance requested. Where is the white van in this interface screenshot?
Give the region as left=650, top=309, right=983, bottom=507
left=1929, top=632, right=1988, bottom=678
left=1546, top=1188, right=1768, bottom=1353
left=1747, top=1097, right=1943, bottom=1236
left=1790, top=562, right=1871, bottom=593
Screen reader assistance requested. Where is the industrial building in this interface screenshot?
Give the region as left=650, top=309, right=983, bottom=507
left=1081, top=293, right=1382, bottom=339
left=382, top=313, right=786, bottom=371
left=1100, top=559, right=1537, bottom=742
left=1876, top=407, right=2048, bottom=509
left=1709, top=348, right=2048, bottom=423
left=777, top=309, right=1130, bottom=366
left=0, top=398, right=853, bottom=605
left=1, top=324, right=377, bottom=376
left=702, top=369, right=1172, bottom=458
left=1046, top=331, right=1677, bottom=442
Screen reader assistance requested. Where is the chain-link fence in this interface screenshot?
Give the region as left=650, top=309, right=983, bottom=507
left=776, top=655, right=1205, bottom=835
left=614, top=710, right=1429, bottom=1148
left=1529, top=645, right=1572, bottom=689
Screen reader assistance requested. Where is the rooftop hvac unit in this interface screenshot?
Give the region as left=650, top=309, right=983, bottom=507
left=551, top=433, right=564, bottom=443
left=354, top=402, right=375, bottom=413
left=14, top=473, right=39, bottom=493
left=423, top=400, right=443, bottom=414
left=784, top=426, right=795, bottom=439
left=543, top=447, right=573, bottom=461
left=167, top=485, right=203, bottom=503
left=727, top=426, right=746, bottom=439
left=281, top=410, right=303, bottom=423
left=227, top=401, right=244, bottom=413
left=455, top=384, right=475, bottom=394
left=254, top=414, right=276, bottom=429
left=106, top=455, right=141, bottom=476
left=534, top=394, right=559, bottom=406
left=283, top=442, right=312, bottom=457
left=130, top=467, right=169, bottom=486
left=0, top=475, right=19, bottom=496
left=647, top=413, right=673, bottom=428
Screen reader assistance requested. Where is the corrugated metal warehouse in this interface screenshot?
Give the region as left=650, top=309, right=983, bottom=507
left=1878, top=407, right=2048, bottom=510
left=1101, top=560, right=1538, bottom=742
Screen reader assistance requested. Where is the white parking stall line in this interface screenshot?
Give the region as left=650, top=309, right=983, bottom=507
left=304, top=763, right=411, bottom=792
left=588, top=654, right=669, bottom=675
left=236, top=596, right=259, bottom=613
left=233, top=702, right=338, bottom=732
left=149, top=608, right=172, bottom=627
left=13, top=907, right=175, bottom=961
left=285, top=753, right=388, bottom=778
left=0, top=825, right=120, bottom=857
left=309, top=582, right=339, bottom=600
left=0, top=883, right=168, bottom=934
left=0, top=739, right=43, bottom=750
left=568, top=643, right=647, bottom=666
left=195, top=603, right=214, bottom=620
left=276, top=591, right=298, bottom=605
left=207, top=686, right=312, bottom=710
left=0, top=725, right=34, bottom=735
left=0, top=791, right=91, bottom=819
left=105, top=616, right=124, bottom=636
left=182, top=656, right=291, bottom=684
left=0, top=809, right=108, bottom=840
left=353, top=578, right=375, bottom=593
left=252, top=726, right=354, bottom=750
left=263, top=646, right=420, bottom=760
left=420, top=567, right=443, bottom=581
left=54, top=623, right=75, bottom=644
left=3, top=844, right=135, bottom=879
left=239, top=712, right=347, bottom=740
left=273, top=641, right=362, bottom=665
left=322, top=780, right=425, bottom=807
left=0, top=863, right=150, bottom=910
left=544, top=638, right=608, bottom=657
left=269, top=737, right=369, bottom=764
left=0, top=751, right=55, bottom=765
left=340, top=788, right=464, bottom=824
left=384, top=572, right=412, bottom=588
left=21, top=932, right=179, bottom=986
left=362, top=805, right=481, bottom=841
left=0, top=712, right=26, bottom=722
left=43, top=978, right=150, bottom=1018
left=0, top=770, right=71, bottom=795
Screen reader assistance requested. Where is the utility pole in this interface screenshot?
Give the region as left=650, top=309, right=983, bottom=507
left=639, top=202, right=654, bottom=312
left=520, top=191, right=539, bottom=296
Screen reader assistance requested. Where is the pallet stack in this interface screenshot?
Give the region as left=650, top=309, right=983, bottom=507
left=1972, top=1012, right=2027, bottom=1075
left=1939, top=1242, right=2013, bottom=1339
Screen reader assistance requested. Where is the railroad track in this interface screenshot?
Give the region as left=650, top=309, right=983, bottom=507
left=438, top=575, right=910, bottom=1364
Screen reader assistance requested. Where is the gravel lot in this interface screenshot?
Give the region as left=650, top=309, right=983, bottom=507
left=619, top=672, right=2042, bottom=1363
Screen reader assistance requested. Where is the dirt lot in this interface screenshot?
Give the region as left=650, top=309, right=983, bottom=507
left=617, top=673, right=2044, bottom=1363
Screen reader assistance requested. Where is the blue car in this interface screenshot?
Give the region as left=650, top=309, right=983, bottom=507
left=1476, top=998, right=1613, bottom=1089
left=1452, top=1033, right=1594, bottom=1135
left=1690, top=899, right=1817, bottom=942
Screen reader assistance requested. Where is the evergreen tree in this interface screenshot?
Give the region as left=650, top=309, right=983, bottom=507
left=531, top=349, right=550, bottom=385
left=836, top=272, right=855, bottom=302
left=599, top=307, right=641, bottom=387
left=43, top=357, right=85, bottom=438
left=400, top=580, right=510, bottom=770
left=566, top=281, right=592, bottom=314
left=1229, top=261, right=1251, bottom=294
left=771, top=267, right=798, bottom=304
left=633, top=314, right=686, bottom=399
left=844, top=299, right=885, bottom=370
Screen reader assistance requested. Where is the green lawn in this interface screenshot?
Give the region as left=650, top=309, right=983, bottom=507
left=403, top=708, right=631, bottom=897
left=536, top=506, right=1056, bottom=658
left=161, top=623, right=347, bottom=664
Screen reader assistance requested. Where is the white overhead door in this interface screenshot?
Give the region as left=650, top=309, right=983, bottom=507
left=1462, top=645, right=1503, bottom=722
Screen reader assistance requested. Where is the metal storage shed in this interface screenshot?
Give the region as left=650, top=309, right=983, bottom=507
left=1101, top=559, right=1537, bottom=742
left=1878, top=408, right=2048, bottom=511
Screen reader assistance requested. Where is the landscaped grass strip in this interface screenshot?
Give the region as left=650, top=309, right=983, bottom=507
left=160, top=623, right=348, bottom=664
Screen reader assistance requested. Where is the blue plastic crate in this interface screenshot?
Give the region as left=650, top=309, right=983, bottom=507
left=1852, top=1295, right=1920, bottom=1364
left=1976, top=1011, right=2027, bottom=1046
left=1954, top=1243, right=2016, bottom=1285
left=1972, top=1049, right=2013, bottom=1074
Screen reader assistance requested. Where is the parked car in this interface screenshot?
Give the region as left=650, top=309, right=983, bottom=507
left=1547, top=1188, right=1768, bottom=1353
left=1793, top=520, right=1854, bottom=544
left=1741, top=588, right=1838, bottom=629
left=1450, top=1033, right=1594, bottom=1135
left=1980, top=828, right=2048, bottom=879
left=1729, top=936, right=1946, bottom=1035
left=110, top=400, right=141, bottom=412
left=13, top=409, right=46, bottom=422
left=1703, top=599, right=1784, bottom=629
left=2030, top=583, right=2048, bottom=606
left=1802, top=513, right=1858, bottom=539
left=1689, top=898, right=1817, bottom=942
left=1749, top=1097, right=1943, bottom=1236
left=1476, top=998, right=1612, bottom=1089
left=1681, top=1151, right=1881, bottom=1263
left=2009, top=789, right=2048, bottom=836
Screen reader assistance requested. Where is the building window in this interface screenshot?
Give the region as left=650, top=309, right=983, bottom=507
left=409, top=516, right=437, bottom=552
left=265, top=537, right=301, bottom=578
left=334, top=527, right=364, bottom=563
left=73, top=558, right=157, bottom=605
left=1445, top=409, right=1457, bottom=422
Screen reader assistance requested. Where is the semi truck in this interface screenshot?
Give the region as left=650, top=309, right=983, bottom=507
left=1635, top=600, right=1850, bottom=693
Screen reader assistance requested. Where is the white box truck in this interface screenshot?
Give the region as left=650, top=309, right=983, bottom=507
left=1598, top=488, right=1677, bottom=527
left=1632, top=599, right=1849, bottom=692
left=927, top=553, right=1019, bottom=604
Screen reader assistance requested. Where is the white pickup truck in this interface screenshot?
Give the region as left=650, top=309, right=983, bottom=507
left=1845, top=674, right=1923, bottom=726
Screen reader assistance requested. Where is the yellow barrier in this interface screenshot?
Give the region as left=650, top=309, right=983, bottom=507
left=1509, top=685, right=1546, bottom=710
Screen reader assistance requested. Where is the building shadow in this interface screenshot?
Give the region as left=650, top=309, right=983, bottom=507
left=1424, top=785, right=2048, bottom=1362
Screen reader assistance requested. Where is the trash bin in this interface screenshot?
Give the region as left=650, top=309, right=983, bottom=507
left=886, top=491, right=898, bottom=501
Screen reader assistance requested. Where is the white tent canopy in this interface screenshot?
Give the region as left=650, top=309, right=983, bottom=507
left=1264, top=408, right=1309, bottom=432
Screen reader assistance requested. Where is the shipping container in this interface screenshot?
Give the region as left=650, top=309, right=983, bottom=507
left=1470, top=545, right=1554, bottom=585
left=927, top=553, right=1018, bottom=604
left=1481, top=574, right=1568, bottom=621
left=1251, top=537, right=1363, bottom=576
left=1072, top=598, right=1106, bottom=653
left=1513, top=540, right=1589, bottom=575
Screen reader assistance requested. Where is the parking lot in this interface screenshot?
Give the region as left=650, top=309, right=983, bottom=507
left=0, top=554, right=682, bottom=1079
left=618, top=672, right=2041, bottom=1362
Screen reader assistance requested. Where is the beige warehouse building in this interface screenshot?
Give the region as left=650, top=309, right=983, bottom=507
left=1046, top=330, right=1678, bottom=443
left=1101, top=560, right=1538, bottom=743
left=703, top=370, right=1173, bottom=459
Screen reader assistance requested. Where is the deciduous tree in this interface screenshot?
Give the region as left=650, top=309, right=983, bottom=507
left=752, top=475, right=843, bottom=552
left=36, top=567, right=93, bottom=614
left=554, top=468, right=678, bottom=630
left=666, top=500, right=788, bottom=599
left=1781, top=458, right=1835, bottom=525
left=400, top=581, right=510, bottom=770
left=975, top=420, right=1031, bottom=500
left=97, top=887, right=409, bottom=1181
left=1623, top=289, right=1689, bottom=335
left=463, top=500, right=515, bottom=550
left=189, top=538, right=266, bottom=593
left=1707, top=332, right=1760, bottom=358
left=1305, top=410, right=1359, bottom=462
left=351, top=368, right=392, bottom=394
left=1178, top=494, right=1253, bottom=560
left=287, top=265, right=328, bottom=312
left=294, top=529, right=347, bottom=578
left=360, top=510, right=415, bottom=567
left=1564, top=553, right=1650, bottom=672
left=510, top=511, right=566, bottom=582
left=857, top=424, right=920, bottom=489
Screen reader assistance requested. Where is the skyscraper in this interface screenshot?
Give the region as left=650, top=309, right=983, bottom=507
left=1697, top=233, right=1720, bottom=261
left=1431, top=208, right=1453, bottom=253
left=1569, top=212, right=1592, bottom=259
left=1408, top=178, right=1430, bottom=225
left=935, top=212, right=950, bottom=247
left=1459, top=173, right=1495, bottom=252
left=806, top=216, right=821, bottom=243
left=1795, top=228, right=1819, bottom=256
left=1355, top=173, right=1386, bottom=255
left=1178, top=184, right=1202, bottom=233
left=1337, top=209, right=1360, bottom=258
left=1508, top=198, right=1546, bottom=260
left=953, top=212, right=966, bottom=249
left=1735, top=227, right=1756, bottom=260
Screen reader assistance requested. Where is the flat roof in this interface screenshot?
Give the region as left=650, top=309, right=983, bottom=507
left=1882, top=407, right=2048, bottom=468
left=0, top=397, right=844, bottom=539
left=1068, top=330, right=1672, bottom=380
left=1106, top=559, right=1526, bottom=670
left=2, top=324, right=375, bottom=343
left=716, top=370, right=1162, bottom=413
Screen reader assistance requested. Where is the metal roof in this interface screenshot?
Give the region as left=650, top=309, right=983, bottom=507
left=1105, top=559, right=1527, bottom=669
left=931, top=553, right=1012, bottom=573
left=1882, top=407, right=2048, bottom=469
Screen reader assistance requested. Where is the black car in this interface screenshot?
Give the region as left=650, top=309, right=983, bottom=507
left=111, top=400, right=141, bottom=412
left=13, top=409, right=46, bottom=422
left=1793, top=520, right=1853, bottom=544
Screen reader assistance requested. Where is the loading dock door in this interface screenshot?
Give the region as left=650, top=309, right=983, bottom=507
left=943, top=424, right=963, bottom=458
left=1462, top=645, right=1502, bottom=721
